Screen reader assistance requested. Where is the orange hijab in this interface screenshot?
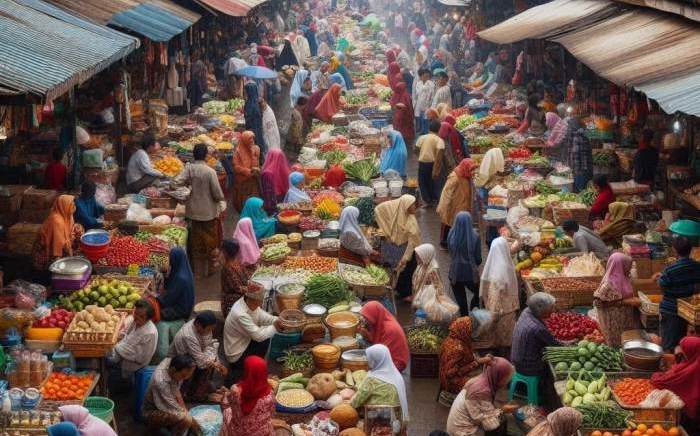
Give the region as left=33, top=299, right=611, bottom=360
left=315, top=83, right=343, bottom=122
left=40, top=195, right=75, bottom=257
left=233, top=131, right=260, bottom=178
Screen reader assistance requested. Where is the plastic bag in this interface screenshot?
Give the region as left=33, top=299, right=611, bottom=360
left=639, top=389, right=684, bottom=409
left=507, top=201, right=529, bottom=227
left=412, top=285, right=459, bottom=324
left=82, top=149, right=103, bottom=168
left=190, top=405, right=223, bottom=436
left=126, top=203, right=152, bottom=223
left=152, top=215, right=172, bottom=225
left=95, top=183, right=116, bottom=206
left=6, top=280, right=46, bottom=309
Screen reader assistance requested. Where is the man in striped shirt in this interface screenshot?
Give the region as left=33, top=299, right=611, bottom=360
left=657, top=236, right=700, bottom=352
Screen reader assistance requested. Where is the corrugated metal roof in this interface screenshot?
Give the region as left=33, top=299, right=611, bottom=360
left=46, top=0, right=200, bottom=41
left=478, top=0, right=700, bottom=116
left=193, top=0, right=269, bottom=16
left=0, top=0, right=139, bottom=100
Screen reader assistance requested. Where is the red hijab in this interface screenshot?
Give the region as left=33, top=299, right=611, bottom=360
left=455, top=158, right=476, bottom=179
left=387, top=62, right=401, bottom=89
left=385, top=49, right=397, bottom=64
left=237, top=356, right=271, bottom=414
left=465, top=357, right=514, bottom=401
left=652, top=336, right=700, bottom=420
left=439, top=115, right=465, bottom=163
left=390, top=82, right=415, bottom=144
left=315, top=84, right=342, bottom=122
left=360, top=301, right=409, bottom=372
left=261, top=149, right=291, bottom=197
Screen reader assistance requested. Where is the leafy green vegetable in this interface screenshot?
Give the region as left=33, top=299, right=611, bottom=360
left=344, top=157, right=379, bottom=183
left=321, top=150, right=348, bottom=165
left=355, top=196, right=375, bottom=225
left=304, top=274, right=352, bottom=308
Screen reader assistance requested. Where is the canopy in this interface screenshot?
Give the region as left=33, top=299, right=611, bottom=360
left=193, top=0, right=269, bottom=16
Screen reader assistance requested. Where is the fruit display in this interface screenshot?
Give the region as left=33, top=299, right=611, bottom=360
left=100, top=236, right=150, bottom=267
left=610, top=378, right=654, bottom=406
left=578, top=403, right=632, bottom=432
left=160, top=226, right=188, bottom=247
left=545, top=340, right=624, bottom=374
left=276, top=388, right=315, bottom=409
left=262, top=242, right=291, bottom=262
left=64, top=305, right=123, bottom=340
left=561, top=371, right=611, bottom=407
left=282, top=256, right=338, bottom=273
left=153, top=156, right=184, bottom=177
left=59, top=278, right=142, bottom=311
left=40, top=372, right=95, bottom=402
left=406, top=325, right=447, bottom=353
left=545, top=312, right=599, bottom=341
left=32, top=309, right=74, bottom=330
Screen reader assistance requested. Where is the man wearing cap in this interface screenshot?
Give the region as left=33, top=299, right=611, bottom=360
left=223, top=282, right=281, bottom=381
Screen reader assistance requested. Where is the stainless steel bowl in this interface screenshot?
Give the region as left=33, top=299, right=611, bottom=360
left=623, top=339, right=663, bottom=371
left=623, top=339, right=663, bottom=355
left=49, top=256, right=91, bottom=275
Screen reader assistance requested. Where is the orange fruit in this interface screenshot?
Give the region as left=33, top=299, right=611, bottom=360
left=604, top=432, right=613, bottom=436
left=633, top=431, right=642, bottom=436
left=637, top=425, right=648, bottom=433
left=623, top=430, right=633, bottom=436
left=668, top=428, right=679, bottom=436
left=646, top=430, right=655, bottom=436
left=592, top=432, right=602, bottom=436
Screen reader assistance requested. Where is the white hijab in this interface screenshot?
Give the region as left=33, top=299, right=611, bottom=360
left=366, top=344, right=409, bottom=420
left=480, top=236, right=518, bottom=293
left=412, top=243, right=439, bottom=292
left=474, top=147, right=504, bottom=187
left=339, top=206, right=371, bottom=246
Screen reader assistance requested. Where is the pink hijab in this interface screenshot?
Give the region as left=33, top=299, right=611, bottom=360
left=233, top=218, right=261, bottom=266
left=545, top=112, right=560, bottom=130
left=600, top=252, right=634, bottom=299
left=58, top=405, right=116, bottom=436
left=261, top=149, right=291, bottom=197
left=464, top=357, right=514, bottom=401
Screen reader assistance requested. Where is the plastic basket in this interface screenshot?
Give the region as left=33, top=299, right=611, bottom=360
left=85, top=396, right=114, bottom=422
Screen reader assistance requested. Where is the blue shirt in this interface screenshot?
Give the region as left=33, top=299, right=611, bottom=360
left=659, top=257, right=700, bottom=315
left=74, top=197, right=104, bottom=230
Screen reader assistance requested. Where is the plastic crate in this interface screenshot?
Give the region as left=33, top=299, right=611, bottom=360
left=410, top=352, right=439, bottom=378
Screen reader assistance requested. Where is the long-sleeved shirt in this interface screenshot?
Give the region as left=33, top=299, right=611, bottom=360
left=114, top=319, right=158, bottom=374
left=74, top=197, right=104, bottom=230
left=589, top=186, right=615, bottom=220
left=350, top=377, right=400, bottom=410
left=446, top=390, right=502, bottom=436
left=223, top=297, right=277, bottom=363
left=413, top=79, right=435, bottom=116
left=511, top=308, right=559, bottom=377
left=143, top=357, right=186, bottom=418
left=126, top=149, right=162, bottom=185
left=448, top=234, right=482, bottom=284
left=572, top=226, right=610, bottom=259
left=262, top=106, right=281, bottom=151
left=659, top=257, right=700, bottom=315
left=175, top=161, right=225, bottom=221
left=167, top=319, right=218, bottom=369
left=340, top=231, right=373, bottom=256
left=431, top=85, right=452, bottom=109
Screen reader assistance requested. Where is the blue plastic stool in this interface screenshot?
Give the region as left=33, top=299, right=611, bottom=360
left=508, top=372, right=540, bottom=405
left=133, top=366, right=156, bottom=422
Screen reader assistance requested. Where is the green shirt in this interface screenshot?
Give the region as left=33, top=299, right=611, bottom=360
left=350, top=376, right=400, bottom=409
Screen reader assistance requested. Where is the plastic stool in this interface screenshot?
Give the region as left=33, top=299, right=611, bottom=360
left=133, top=366, right=156, bottom=422
left=508, top=372, right=540, bottom=405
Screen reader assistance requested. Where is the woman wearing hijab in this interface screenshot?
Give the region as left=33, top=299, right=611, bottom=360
left=652, top=336, right=700, bottom=424
left=243, top=83, right=266, bottom=156
left=380, top=130, right=408, bottom=177
left=412, top=243, right=446, bottom=301
left=232, top=131, right=261, bottom=213
left=480, top=236, right=520, bottom=351
left=260, top=99, right=280, bottom=152
left=289, top=69, right=311, bottom=107
left=526, top=407, right=583, bottom=436
left=359, top=302, right=409, bottom=372
left=158, top=247, right=195, bottom=321
left=53, top=405, right=116, bottom=436
left=292, top=30, right=311, bottom=66
left=474, top=147, right=504, bottom=188
left=314, top=83, right=344, bottom=122
left=596, top=202, right=636, bottom=245
left=385, top=48, right=397, bottom=65
left=447, top=357, right=517, bottom=435
left=284, top=172, right=311, bottom=204
left=375, top=195, right=421, bottom=298
left=240, top=197, right=277, bottom=240
left=440, top=311, right=494, bottom=394
left=339, top=206, right=377, bottom=266
left=276, top=39, right=298, bottom=70
left=34, top=195, right=80, bottom=270
left=221, top=356, right=275, bottom=436
left=390, top=82, right=415, bottom=145
left=303, top=24, right=318, bottom=57
left=221, top=239, right=255, bottom=319
left=329, top=72, right=347, bottom=91
left=438, top=159, right=477, bottom=249
left=594, top=253, right=640, bottom=347
left=447, top=211, right=482, bottom=316
left=259, top=149, right=291, bottom=215
left=73, top=181, right=104, bottom=230
left=439, top=115, right=467, bottom=172
left=335, top=53, right=354, bottom=90
left=387, top=62, right=401, bottom=90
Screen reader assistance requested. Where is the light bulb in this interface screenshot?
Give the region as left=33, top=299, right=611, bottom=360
left=673, top=120, right=680, bottom=132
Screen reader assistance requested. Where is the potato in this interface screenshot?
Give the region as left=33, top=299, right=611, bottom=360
left=307, top=373, right=336, bottom=400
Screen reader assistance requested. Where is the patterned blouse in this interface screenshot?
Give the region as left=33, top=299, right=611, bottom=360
left=221, top=386, right=275, bottom=436
left=221, top=260, right=254, bottom=319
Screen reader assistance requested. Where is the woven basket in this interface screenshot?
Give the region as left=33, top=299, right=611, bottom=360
left=552, top=206, right=590, bottom=226
left=639, top=291, right=661, bottom=315
left=324, top=311, right=359, bottom=340
left=678, top=296, right=700, bottom=325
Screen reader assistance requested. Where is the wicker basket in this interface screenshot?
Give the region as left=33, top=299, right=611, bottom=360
left=552, top=205, right=590, bottom=226
left=678, top=295, right=700, bottom=325
left=311, top=344, right=341, bottom=371
left=540, top=277, right=599, bottom=307
left=639, top=291, right=661, bottom=316
left=324, top=311, right=359, bottom=340
left=147, top=196, right=177, bottom=209
left=62, top=312, right=126, bottom=358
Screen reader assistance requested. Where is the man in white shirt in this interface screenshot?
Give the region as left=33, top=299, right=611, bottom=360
left=126, top=132, right=165, bottom=193
left=413, top=68, right=435, bottom=136
left=223, top=283, right=281, bottom=381
left=432, top=70, right=452, bottom=109
left=112, top=299, right=158, bottom=378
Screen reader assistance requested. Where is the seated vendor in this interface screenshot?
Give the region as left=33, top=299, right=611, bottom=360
left=126, top=132, right=165, bottom=193
left=359, top=301, right=409, bottom=372
left=142, top=354, right=202, bottom=435
left=439, top=311, right=494, bottom=395
left=339, top=206, right=378, bottom=266
left=589, top=175, right=615, bottom=221
left=240, top=197, right=277, bottom=240
left=561, top=220, right=610, bottom=259
left=112, top=299, right=158, bottom=379
left=168, top=311, right=228, bottom=402
left=33, top=195, right=82, bottom=271
left=511, top=292, right=560, bottom=379
left=223, top=283, right=280, bottom=382
left=73, top=181, right=104, bottom=230
left=158, top=247, right=195, bottom=322
left=652, top=336, right=700, bottom=424
left=351, top=344, right=409, bottom=423
left=283, top=171, right=311, bottom=204
left=596, top=202, right=636, bottom=245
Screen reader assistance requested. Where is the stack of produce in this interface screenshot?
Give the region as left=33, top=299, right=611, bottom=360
left=406, top=325, right=447, bottom=353
left=59, top=278, right=142, bottom=311
left=304, top=274, right=353, bottom=308
left=153, top=156, right=184, bottom=177
left=545, top=312, right=600, bottom=341
left=99, top=236, right=150, bottom=267
left=343, top=157, right=379, bottom=183
left=283, top=256, right=338, bottom=274
left=341, top=264, right=389, bottom=286
left=545, top=340, right=624, bottom=374
left=64, top=305, right=123, bottom=338
left=611, top=378, right=654, bottom=406
left=577, top=403, right=632, bottom=432
left=315, top=198, right=341, bottom=220
left=561, top=371, right=611, bottom=407
left=280, top=350, right=314, bottom=375
left=261, top=242, right=291, bottom=262
left=32, top=308, right=74, bottom=330
left=41, top=372, right=95, bottom=402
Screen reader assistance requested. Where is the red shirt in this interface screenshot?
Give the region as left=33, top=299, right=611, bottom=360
left=589, top=186, right=614, bottom=219
left=44, top=161, right=67, bottom=191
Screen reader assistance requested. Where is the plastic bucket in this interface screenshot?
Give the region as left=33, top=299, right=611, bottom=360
left=85, top=396, right=114, bottom=422
left=372, top=180, right=387, bottom=190
left=389, top=180, right=404, bottom=197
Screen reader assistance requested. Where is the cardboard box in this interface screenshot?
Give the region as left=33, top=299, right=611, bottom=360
left=18, top=208, right=50, bottom=224
left=0, top=185, right=32, bottom=212
left=22, top=188, right=57, bottom=210
left=7, top=223, right=42, bottom=256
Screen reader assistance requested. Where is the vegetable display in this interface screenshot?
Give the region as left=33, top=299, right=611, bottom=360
left=304, top=274, right=353, bottom=308
left=611, top=378, right=654, bottom=405
left=455, top=114, right=478, bottom=130
left=343, top=157, right=379, bottom=183
left=365, top=264, right=389, bottom=284
left=65, top=305, right=122, bottom=336
left=341, top=264, right=388, bottom=286
left=563, top=253, right=605, bottom=277
left=59, top=278, right=141, bottom=311
left=577, top=402, right=632, bottom=430
left=160, top=226, right=188, bottom=247
left=354, top=196, right=375, bottom=225
left=283, top=256, right=338, bottom=273
left=299, top=216, right=326, bottom=231
left=41, top=372, right=95, bottom=401
left=33, top=308, right=74, bottom=330
left=545, top=312, right=600, bottom=341
left=344, top=91, right=369, bottom=106
left=311, top=190, right=345, bottom=207
left=406, top=325, right=447, bottom=353
left=508, top=147, right=532, bottom=159
left=261, top=242, right=291, bottom=262
left=153, top=156, right=184, bottom=177
left=321, top=150, right=348, bottom=165
left=579, top=188, right=596, bottom=206
left=100, top=236, right=150, bottom=267
left=545, top=340, right=624, bottom=373
left=315, top=198, right=342, bottom=220
left=280, top=351, right=314, bottom=373
left=562, top=371, right=611, bottom=407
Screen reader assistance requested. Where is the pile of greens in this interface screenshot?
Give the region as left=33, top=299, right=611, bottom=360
left=354, top=196, right=375, bottom=225
left=344, top=157, right=379, bottom=183
left=304, top=274, right=353, bottom=308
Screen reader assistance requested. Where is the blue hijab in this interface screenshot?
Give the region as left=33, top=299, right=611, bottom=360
left=302, top=25, right=318, bottom=57
left=244, top=82, right=266, bottom=155
left=448, top=212, right=479, bottom=265
left=329, top=73, right=347, bottom=91
left=47, top=423, right=80, bottom=436
left=336, top=64, right=354, bottom=90
left=240, top=197, right=277, bottom=240
left=380, top=130, right=407, bottom=177
left=290, top=69, right=310, bottom=107
left=284, top=172, right=311, bottom=203
left=158, top=247, right=195, bottom=320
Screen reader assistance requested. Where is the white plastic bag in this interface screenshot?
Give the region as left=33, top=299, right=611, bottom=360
left=413, top=284, right=459, bottom=324
left=507, top=200, right=529, bottom=227
left=95, top=183, right=116, bottom=206
left=126, top=203, right=152, bottom=223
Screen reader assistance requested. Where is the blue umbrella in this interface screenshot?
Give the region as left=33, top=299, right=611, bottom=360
left=234, top=65, right=278, bottom=80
